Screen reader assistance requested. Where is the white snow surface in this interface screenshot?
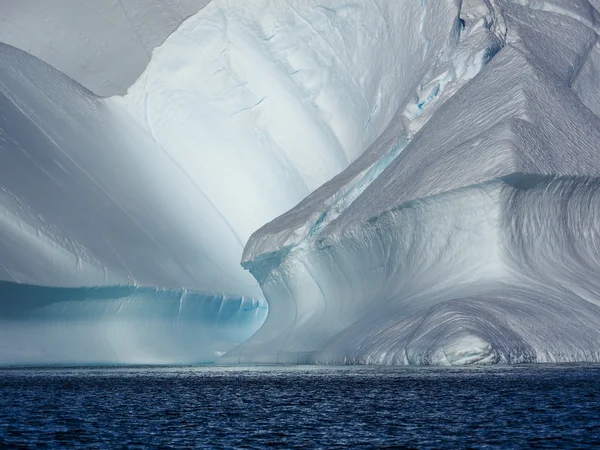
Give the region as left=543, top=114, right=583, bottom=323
left=0, top=0, right=211, bottom=95
left=2, top=0, right=600, bottom=365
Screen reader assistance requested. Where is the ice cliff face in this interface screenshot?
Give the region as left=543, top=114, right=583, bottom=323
left=1, top=0, right=600, bottom=365
left=0, top=0, right=460, bottom=295
left=115, top=0, right=461, bottom=260
left=0, top=283, right=266, bottom=365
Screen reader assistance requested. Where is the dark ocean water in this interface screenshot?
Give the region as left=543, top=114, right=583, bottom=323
left=1, top=365, right=600, bottom=448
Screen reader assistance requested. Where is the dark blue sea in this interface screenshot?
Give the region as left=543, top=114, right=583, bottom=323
left=1, top=365, right=600, bottom=448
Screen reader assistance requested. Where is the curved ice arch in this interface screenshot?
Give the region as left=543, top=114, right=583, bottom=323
left=231, top=176, right=600, bottom=365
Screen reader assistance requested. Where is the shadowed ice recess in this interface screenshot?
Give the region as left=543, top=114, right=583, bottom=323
left=2, top=0, right=600, bottom=365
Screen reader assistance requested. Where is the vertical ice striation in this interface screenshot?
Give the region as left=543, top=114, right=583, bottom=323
left=115, top=0, right=462, bottom=245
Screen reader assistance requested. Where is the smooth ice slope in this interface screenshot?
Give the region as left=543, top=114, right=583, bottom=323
left=232, top=0, right=600, bottom=365
left=0, top=41, right=267, bottom=364
left=0, top=43, right=259, bottom=296
left=0, top=0, right=211, bottom=95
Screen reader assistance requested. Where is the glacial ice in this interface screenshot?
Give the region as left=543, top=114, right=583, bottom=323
left=2, top=0, right=600, bottom=365
left=0, top=41, right=271, bottom=363
left=0, top=0, right=460, bottom=364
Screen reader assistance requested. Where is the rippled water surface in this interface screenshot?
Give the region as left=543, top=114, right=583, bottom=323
left=1, top=365, right=600, bottom=448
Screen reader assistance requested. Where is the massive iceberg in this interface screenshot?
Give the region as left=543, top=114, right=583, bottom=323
left=1, top=0, right=600, bottom=365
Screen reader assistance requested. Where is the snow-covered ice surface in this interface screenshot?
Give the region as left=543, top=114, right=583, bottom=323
left=0, top=0, right=212, bottom=96
left=2, top=0, right=600, bottom=365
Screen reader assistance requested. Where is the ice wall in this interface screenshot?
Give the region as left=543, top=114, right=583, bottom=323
left=232, top=0, right=600, bottom=365
left=115, top=0, right=462, bottom=243
left=0, top=43, right=268, bottom=364
left=3, top=0, right=600, bottom=366
left=0, top=43, right=259, bottom=297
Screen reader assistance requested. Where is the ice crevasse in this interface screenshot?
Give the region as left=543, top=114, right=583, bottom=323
left=1, top=0, right=600, bottom=365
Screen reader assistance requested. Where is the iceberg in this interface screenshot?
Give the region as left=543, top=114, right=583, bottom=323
left=2, top=0, right=600, bottom=365
left=231, top=0, right=600, bottom=365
